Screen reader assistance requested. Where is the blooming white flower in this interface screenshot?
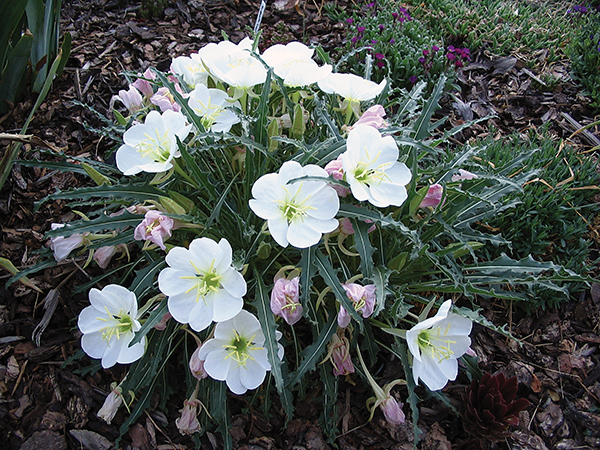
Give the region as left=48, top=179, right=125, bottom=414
left=342, top=125, right=412, bottom=208
left=157, top=237, right=246, bottom=332
left=262, top=42, right=332, bottom=87
left=115, top=109, right=192, bottom=175
left=317, top=73, right=386, bottom=103
left=78, top=284, right=146, bottom=369
left=187, top=84, right=240, bottom=132
left=198, top=38, right=267, bottom=89
left=406, top=300, right=472, bottom=391
left=249, top=161, right=340, bottom=248
left=171, top=52, right=209, bottom=89
left=198, top=309, right=284, bottom=395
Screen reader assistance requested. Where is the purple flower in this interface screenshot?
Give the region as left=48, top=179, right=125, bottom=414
left=423, top=49, right=430, bottom=56
left=371, top=39, right=378, bottom=45
left=392, top=12, right=398, bottom=19
left=432, top=45, right=440, bottom=52
left=357, top=26, right=366, bottom=33
left=376, top=61, right=385, bottom=68
left=455, top=60, right=464, bottom=68
left=418, top=57, right=426, bottom=64
left=367, top=2, right=375, bottom=7
left=378, top=24, right=385, bottom=31
left=447, top=52, right=456, bottom=61
left=409, top=75, right=417, bottom=84
left=346, top=17, right=354, bottom=24
left=390, top=38, right=396, bottom=44
left=351, top=36, right=359, bottom=44
left=270, top=277, right=303, bottom=325
left=448, top=45, right=456, bottom=52
left=375, top=52, right=385, bottom=60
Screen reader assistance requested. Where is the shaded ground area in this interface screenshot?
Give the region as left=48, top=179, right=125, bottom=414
left=1, top=0, right=600, bottom=449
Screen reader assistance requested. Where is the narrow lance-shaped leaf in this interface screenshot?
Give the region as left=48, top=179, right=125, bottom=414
left=45, top=211, right=142, bottom=237
left=314, top=250, right=363, bottom=329
left=352, top=218, right=375, bottom=278
left=252, top=275, right=294, bottom=419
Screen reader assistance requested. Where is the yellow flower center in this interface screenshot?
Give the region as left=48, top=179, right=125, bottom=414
left=181, top=260, right=223, bottom=303
left=136, top=129, right=173, bottom=163
left=223, top=331, right=259, bottom=367
left=98, top=308, right=135, bottom=342
left=417, top=323, right=456, bottom=363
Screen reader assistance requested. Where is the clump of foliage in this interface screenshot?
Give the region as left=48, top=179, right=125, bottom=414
left=140, top=0, right=170, bottom=19
left=10, top=35, right=591, bottom=448
left=465, top=129, right=599, bottom=309
left=566, top=5, right=600, bottom=109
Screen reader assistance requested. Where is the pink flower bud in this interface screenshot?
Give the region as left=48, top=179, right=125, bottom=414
left=176, top=399, right=202, bottom=435
left=133, top=210, right=174, bottom=250
left=380, top=396, right=405, bottom=425
left=270, top=277, right=303, bottom=325
left=329, top=331, right=354, bottom=376
left=338, top=217, right=355, bottom=236
left=93, top=245, right=120, bottom=269
left=97, top=383, right=123, bottom=424
left=451, top=169, right=478, bottom=182
left=324, top=156, right=350, bottom=197
left=132, top=68, right=155, bottom=98
left=337, top=283, right=377, bottom=328
left=352, top=104, right=387, bottom=129
left=150, top=87, right=181, bottom=112
left=189, top=345, right=208, bottom=380
left=419, top=183, right=444, bottom=209
left=116, top=85, right=144, bottom=113
left=154, top=312, right=172, bottom=330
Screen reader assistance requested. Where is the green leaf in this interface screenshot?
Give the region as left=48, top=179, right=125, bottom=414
left=351, top=218, right=375, bottom=278
left=129, top=257, right=166, bottom=299
left=314, top=250, right=363, bottom=329
left=82, top=162, right=112, bottom=186
left=38, top=183, right=166, bottom=211
left=130, top=297, right=168, bottom=346
left=367, top=265, right=392, bottom=317
left=252, top=275, right=294, bottom=420
left=0, top=0, right=28, bottom=71
left=390, top=342, right=422, bottom=444
left=46, top=211, right=142, bottom=237
left=412, top=74, right=446, bottom=141
left=0, top=32, right=33, bottom=108
left=286, top=313, right=337, bottom=388
left=6, top=257, right=57, bottom=288
left=252, top=68, right=272, bottom=146
left=299, top=246, right=317, bottom=322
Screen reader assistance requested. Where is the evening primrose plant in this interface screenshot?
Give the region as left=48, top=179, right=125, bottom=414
left=21, top=36, right=588, bottom=446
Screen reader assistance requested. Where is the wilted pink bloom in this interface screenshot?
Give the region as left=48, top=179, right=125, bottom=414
left=150, top=87, right=181, bottom=112
left=133, top=210, right=174, bottom=250
left=451, top=169, right=478, bottom=182
left=419, top=183, right=444, bottom=209
left=49, top=223, right=85, bottom=261
left=271, top=277, right=303, bottom=325
left=338, top=217, right=355, bottom=235
left=380, top=396, right=405, bottom=425
left=132, top=68, right=155, bottom=98
left=352, top=104, right=387, bottom=129
left=189, top=344, right=208, bottom=380
left=328, top=331, right=354, bottom=376
left=97, top=383, right=123, bottom=424
left=325, top=155, right=350, bottom=197
left=176, top=399, right=202, bottom=435
left=116, top=85, right=144, bottom=113
left=154, top=311, right=172, bottom=330
left=93, top=245, right=118, bottom=269
left=337, top=283, right=376, bottom=328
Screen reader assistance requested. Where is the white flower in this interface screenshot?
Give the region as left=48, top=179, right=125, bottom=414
left=187, top=84, right=240, bottom=132
left=262, top=42, right=332, bottom=87
left=249, top=161, right=340, bottom=248
left=198, top=310, right=283, bottom=395
left=342, top=125, right=412, bottom=208
left=170, top=53, right=209, bottom=89
left=115, top=110, right=192, bottom=175
left=198, top=38, right=267, bottom=89
left=78, top=285, right=146, bottom=369
left=157, top=237, right=246, bottom=332
left=406, top=300, right=472, bottom=391
left=317, top=73, right=386, bottom=103
left=49, top=223, right=85, bottom=261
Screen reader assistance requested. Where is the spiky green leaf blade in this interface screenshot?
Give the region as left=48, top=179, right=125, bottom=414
left=45, top=211, right=142, bottom=237
left=352, top=218, right=375, bottom=278
left=391, top=342, right=422, bottom=444
left=299, top=246, right=318, bottom=323
left=314, top=250, right=363, bottom=329
left=253, top=275, right=294, bottom=420
left=129, top=257, right=166, bottom=299
left=130, top=297, right=168, bottom=346
left=367, top=265, right=392, bottom=317
left=412, top=74, right=446, bottom=141
left=286, top=313, right=337, bottom=388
